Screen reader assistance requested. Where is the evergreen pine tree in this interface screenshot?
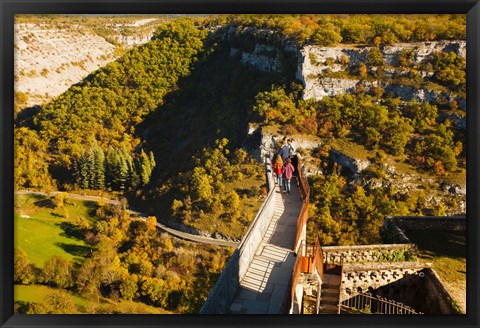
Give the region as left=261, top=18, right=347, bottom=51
left=92, top=143, right=105, bottom=190
left=106, top=147, right=120, bottom=190
left=139, top=150, right=152, bottom=186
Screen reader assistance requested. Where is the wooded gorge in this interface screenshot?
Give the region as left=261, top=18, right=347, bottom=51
left=14, top=14, right=466, bottom=313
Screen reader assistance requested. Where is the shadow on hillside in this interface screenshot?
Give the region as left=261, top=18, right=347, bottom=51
left=15, top=105, right=41, bottom=128
left=33, top=198, right=55, bottom=209
left=57, top=221, right=87, bottom=240
left=131, top=30, right=294, bottom=214
left=405, top=230, right=466, bottom=259
left=82, top=200, right=100, bottom=219
left=55, top=242, right=91, bottom=258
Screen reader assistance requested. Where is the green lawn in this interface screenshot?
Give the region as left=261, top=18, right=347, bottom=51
left=14, top=194, right=98, bottom=267
left=15, top=284, right=171, bottom=314
left=15, top=284, right=90, bottom=308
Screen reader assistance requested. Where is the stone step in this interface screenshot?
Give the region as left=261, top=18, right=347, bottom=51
left=321, top=283, right=340, bottom=290
left=321, top=298, right=339, bottom=306
left=318, top=304, right=339, bottom=314
left=322, top=273, right=341, bottom=285
left=320, top=293, right=339, bottom=303
left=322, top=290, right=340, bottom=298
left=303, top=295, right=317, bottom=302
left=320, top=294, right=339, bottom=304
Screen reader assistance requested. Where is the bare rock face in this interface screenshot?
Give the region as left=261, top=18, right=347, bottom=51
left=14, top=19, right=158, bottom=108
left=114, top=35, right=152, bottom=47
left=330, top=148, right=370, bottom=176
left=295, top=45, right=367, bottom=84
left=382, top=40, right=466, bottom=65
left=297, top=40, right=466, bottom=108
left=302, top=77, right=360, bottom=100
left=15, top=23, right=117, bottom=107
left=231, top=44, right=281, bottom=73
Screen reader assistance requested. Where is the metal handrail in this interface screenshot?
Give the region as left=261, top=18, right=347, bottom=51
left=341, top=292, right=423, bottom=314
left=294, top=156, right=310, bottom=253
left=336, top=255, right=345, bottom=314
left=200, top=154, right=275, bottom=314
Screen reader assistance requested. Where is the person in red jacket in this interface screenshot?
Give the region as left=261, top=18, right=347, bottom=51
left=282, top=157, right=295, bottom=195
left=272, top=154, right=284, bottom=188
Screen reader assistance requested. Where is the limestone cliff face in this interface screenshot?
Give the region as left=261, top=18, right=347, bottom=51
left=113, top=35, right=152, bottom=47
left=14, top=20, right=157, bottom=108
left=296, top=41, right=466, bottom=109
left=228, top=32, right=465, bottom=113
left=231, top=36, right=466, bottom=130
left=230, top=44, right=281, bottom=73
left=330, top=149, right=370, bottom=176
left=223, top=26, right=297, bottom=74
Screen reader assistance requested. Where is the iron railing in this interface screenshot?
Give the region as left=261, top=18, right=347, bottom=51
left=336, top=255, right=345, bottom=314
left=294, top=157, right=310, bottom=253
left=200, top=154, right=276, bottom=314
left=341, top=292, right=423, bottom=314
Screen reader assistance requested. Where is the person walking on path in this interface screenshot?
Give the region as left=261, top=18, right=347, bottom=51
left=282, top=157, right=295, bottom=195
left=279, top=138, right=292, bottom=163
left=272, top=154, right=284, bottom=188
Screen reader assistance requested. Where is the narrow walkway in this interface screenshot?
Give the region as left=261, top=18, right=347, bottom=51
left=229, top=179, right=303, bottom=314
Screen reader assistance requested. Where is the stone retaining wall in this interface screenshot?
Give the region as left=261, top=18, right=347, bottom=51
left=423, top=268, right=461, bottom=314
left=340, top=262, right=429, bottom=312
left=322, top=244, right=417, bottom=264
left=388, top=216, right=466, bottom=232
left=339, top=261, right=460, bottom=314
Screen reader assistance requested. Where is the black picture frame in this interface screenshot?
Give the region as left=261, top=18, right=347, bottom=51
left=1, top=0, right=479, bottom=327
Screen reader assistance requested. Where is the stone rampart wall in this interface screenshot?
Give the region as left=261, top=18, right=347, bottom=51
left=423, top=268, right=461, bottom=314
left=340, top=262, right=428, bottom=310
left=339, top=262, right=459, bottom=314
left=388, top=216, right=466, bottom=232
left=322, top=244, right=417, bottom=264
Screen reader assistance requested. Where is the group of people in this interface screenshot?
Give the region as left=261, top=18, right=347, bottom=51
left=272, top=138, right=295, bottom=195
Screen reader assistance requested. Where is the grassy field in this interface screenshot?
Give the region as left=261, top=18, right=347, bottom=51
left=15, top=284, right=171, bottom=314
left=405, top=230, right=466, bottom=312
left=14, top=194, right=98, bottom=267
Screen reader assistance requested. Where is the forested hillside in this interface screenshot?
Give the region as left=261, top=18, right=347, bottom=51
left=14, top=14, right=466, bottom=313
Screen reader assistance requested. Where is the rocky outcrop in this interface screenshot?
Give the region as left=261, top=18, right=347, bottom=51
left=302, top=78, right=360, bottom=100
left=383, top=41, right=466, bottom=65
left=14, top=19, right=158, bottom=108
left=330, top=149, right=370, bottom=175
left=224, top=26, right=298, bottom=74
left=113, top=35, right=152, bottom=47
left=297, top=40, right=466, bottom=108
left=231, top=44, right=281, bottom=72
left=220, top=27, right=466, bottom=112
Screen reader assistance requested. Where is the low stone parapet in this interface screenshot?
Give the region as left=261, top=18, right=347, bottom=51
left=322, top=243, right=417, bottom=264
left=387, top=216, right=466, bottom=232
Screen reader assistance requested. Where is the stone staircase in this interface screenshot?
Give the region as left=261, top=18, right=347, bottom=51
left=318, top=265, right=342, bottom=314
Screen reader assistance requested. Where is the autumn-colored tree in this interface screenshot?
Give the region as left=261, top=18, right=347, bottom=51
left=367, top=47, right=385, bottom=67
left=190, top=167, right=213, bottom=207
left=41, top=256, right=74, bottom=288
left=119, top=273, right=139, bottom=300
left=146, top=216, right=157, bottom=231
left=358, top=62, right=368, bottom=78
left=42, top=290, right=78, bottom=314
left=76, top=258, right=100, bottom=296
left=14, top=248, right=35, bottom=284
